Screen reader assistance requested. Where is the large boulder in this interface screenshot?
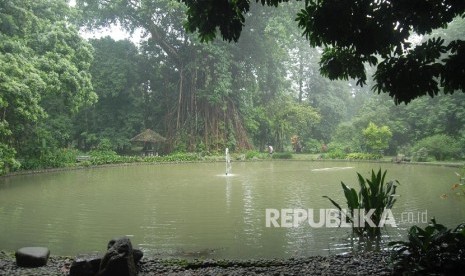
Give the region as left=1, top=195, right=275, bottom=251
left=15, top=247, right=50, bottom=267
left=98, top=237, right=137, bottom=276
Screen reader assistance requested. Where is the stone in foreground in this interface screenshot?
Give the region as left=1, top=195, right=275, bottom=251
left=98, top=237, right=137, bottom=276
left=15, top=247, right=50, bottom=267
left=69, top=253, right=102, bottom=276
left=133, top=249, right=143, bottom=265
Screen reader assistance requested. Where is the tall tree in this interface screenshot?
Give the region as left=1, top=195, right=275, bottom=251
left=0, top=0, right=95, bottom=173
left=363, top=122, right=392, bottom=153
left=76, top=0, right=253, bottom=152
left=76, top=1, right=322, bottom=153
left=74, top=37, right=147, bottom=152
left=229, top=3, right=330, bottom=151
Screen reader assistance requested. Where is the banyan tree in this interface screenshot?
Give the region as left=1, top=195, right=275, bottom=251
left=76, top=0, right=253, bottom=153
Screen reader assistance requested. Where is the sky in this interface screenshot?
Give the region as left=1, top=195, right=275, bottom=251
left=79, top=24, right=143, bottom=44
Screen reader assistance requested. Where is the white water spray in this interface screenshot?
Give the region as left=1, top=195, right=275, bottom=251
left=225, top=148, right=232, bottom=175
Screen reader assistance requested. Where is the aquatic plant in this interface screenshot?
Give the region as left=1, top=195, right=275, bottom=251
left=323, top=169, right=399, bottom=237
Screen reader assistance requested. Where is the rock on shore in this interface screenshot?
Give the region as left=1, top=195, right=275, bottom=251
left=0, top=250, right=392, bottom=275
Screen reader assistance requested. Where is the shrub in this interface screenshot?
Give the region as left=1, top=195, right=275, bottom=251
left=0, top=144, right=20, bottom=175
left=323, top=169, right=399, bottom=237
left=53, top=148, right=80, bottom=165
left=412, top=147, right=429, bottom=162
left=0, top=143, right=20, bottom=175
left=332, top=122, right=361, bottom=152
left=346, top=152, right=382, bottom=160
left=245, top=150, right=263, bottom=159
left=326, top=148, right=347, bottom=159
left=96, top=138, right=114, bottom=151
left=80, top=160, right=92, bottom=167
left=302, top=138, right=321, bottom=154
left=362, top=122, right=392, bottom=153
left=160, top=152, right=200, bottom=162
left=324, top=142, right=349, bottom=159
left=412, top=134, right=460, bottom=161
left=272, top=152, right=293, bottom=159
left=20, top=148, right=80, bottom=170
left=396, top=144, right=413, bottom=157
left=89, top=148, right=121, bottom=165
left=390, top=219, right=465, bottom=275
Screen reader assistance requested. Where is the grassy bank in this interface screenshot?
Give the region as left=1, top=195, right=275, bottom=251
left=3, top=151, right=463, bottom=178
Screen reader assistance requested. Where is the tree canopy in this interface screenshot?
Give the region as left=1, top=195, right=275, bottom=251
left=1, top=0, right=464, bottom=174
left=0, top=0, right=95, bottom=172
left=179, top=0, right=465, bottom=104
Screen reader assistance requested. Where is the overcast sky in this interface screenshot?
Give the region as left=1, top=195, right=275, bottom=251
left=79, top=23, right=141, bottom=43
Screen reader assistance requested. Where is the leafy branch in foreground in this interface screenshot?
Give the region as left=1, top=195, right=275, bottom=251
left=389, top=219, right=465, bottom=275
left=180, top=0, right=465, bottom=104
left=324, top=169, right=399, bottom=237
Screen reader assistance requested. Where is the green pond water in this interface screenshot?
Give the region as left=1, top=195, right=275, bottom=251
left=0, top=161, right=464, bottom=259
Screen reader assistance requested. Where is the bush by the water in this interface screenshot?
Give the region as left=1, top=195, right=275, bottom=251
left=346, top=152, right=382, bottom=160
left=88, top=152, right=201, bottom=165
left=323, top=142, right=349, bottom=159
left=0, top=145, right=20, bottom=175
left=412, top=147, right=429, bottom=162
left=149, top=152, right=200, bottom=162
left=89, top=149, right=122, bottom=165
left=245, top=150, right=267, bottom=159
left=301, top=139, right=322, bottom=154
left=272, top=152, right=293, bottom=159
left=412, top=134, right=460, bottom=161
left=10, top=149, right=276, bottom=174
left=325, top=149, right=347, bottom=159
left=390, top=219, right=465, bottom=275
left=19, top=148, right=80, bottom=170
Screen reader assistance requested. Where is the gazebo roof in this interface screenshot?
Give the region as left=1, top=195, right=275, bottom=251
left=130, top=129, right=166, bottom=143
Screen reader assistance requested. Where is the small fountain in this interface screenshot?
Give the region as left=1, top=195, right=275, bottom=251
left=225, top=148, right=232, bottom=175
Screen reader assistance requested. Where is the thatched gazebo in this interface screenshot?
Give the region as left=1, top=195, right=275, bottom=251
left=130, top=129, right=166, bottom=156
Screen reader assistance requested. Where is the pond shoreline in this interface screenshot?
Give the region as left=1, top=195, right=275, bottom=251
left=0, top=250, right=393, bottom=275
left=2, top=157, right=463, bottom=178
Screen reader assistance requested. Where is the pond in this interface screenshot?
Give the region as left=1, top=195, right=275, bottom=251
left=0, top=161, right=464, bottom=259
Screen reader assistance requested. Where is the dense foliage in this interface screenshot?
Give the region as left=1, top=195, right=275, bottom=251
left=73, top=38, right=146, bottom=152
left=390, top=219, right=465, bottom=275
left=362, top=122, right=392, bottom=153
left=180, top=0, right=465, bottom=104
left=0, top=0, right=96, bottom=173
left=1, top=1, right=465, bottom=174
left=412, top=134, right=460, bottom=161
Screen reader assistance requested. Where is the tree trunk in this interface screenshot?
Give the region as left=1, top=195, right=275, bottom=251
left=176, top=67, right=183, bottom=131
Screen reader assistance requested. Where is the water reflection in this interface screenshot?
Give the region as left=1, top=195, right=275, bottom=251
left=225, top=175, right=232, bottom=211
left=241, top=177, right=264, bottom=249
